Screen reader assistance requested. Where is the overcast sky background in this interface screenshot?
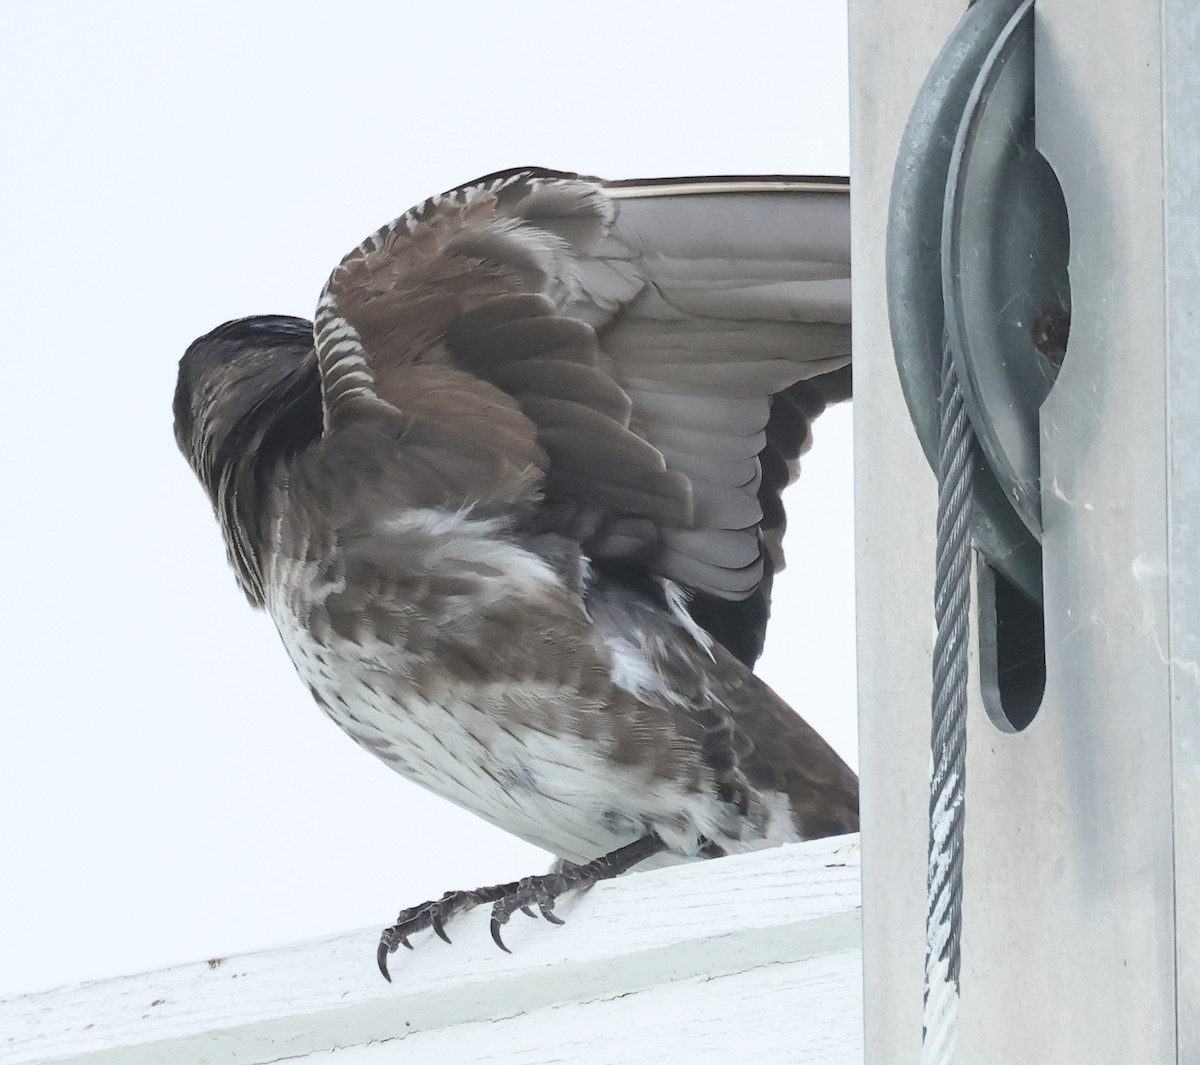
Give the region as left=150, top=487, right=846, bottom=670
left=0, top=1, right=853, bottom=997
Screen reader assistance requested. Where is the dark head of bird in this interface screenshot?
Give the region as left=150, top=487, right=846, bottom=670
left=174, top=315, right=323, bottom=605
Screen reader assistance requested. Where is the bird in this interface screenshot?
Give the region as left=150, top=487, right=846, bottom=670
left=173, top=167, right=858, bottom=980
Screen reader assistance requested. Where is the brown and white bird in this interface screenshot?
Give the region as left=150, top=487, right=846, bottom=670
left=173, top=168, right=858, bottom=978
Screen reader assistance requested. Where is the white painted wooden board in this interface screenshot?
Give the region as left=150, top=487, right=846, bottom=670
left=1, top=835, right=862, bottom=1065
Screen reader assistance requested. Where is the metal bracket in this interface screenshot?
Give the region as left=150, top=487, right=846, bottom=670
left=886, top=0, right=1071, bottom=605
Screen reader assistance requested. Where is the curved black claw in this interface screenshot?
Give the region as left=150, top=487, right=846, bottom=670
left=538, top=901, right=566, bottom=926
left=377, top=927, right=411, bottom=983
left=490, top=916, right=512, bottom=954
left=430, top=910, right=452, bottom=945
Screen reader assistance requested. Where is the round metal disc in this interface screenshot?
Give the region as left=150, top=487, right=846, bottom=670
left=943, top=0, right=1071, bottom=538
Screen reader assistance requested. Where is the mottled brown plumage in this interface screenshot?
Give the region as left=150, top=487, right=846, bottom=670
left=174, top=168, right=857, bottom=969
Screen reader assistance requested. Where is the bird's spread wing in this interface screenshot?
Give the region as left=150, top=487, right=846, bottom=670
left=313, top=168, right=851, bottom=664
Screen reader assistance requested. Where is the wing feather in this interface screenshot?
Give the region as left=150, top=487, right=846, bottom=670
left=312, top=168, right=851, bottom=663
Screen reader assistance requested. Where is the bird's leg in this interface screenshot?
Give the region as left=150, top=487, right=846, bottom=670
left=376, top=834, right=667, bottom=980
left=488, top=834, right=666, bottom=953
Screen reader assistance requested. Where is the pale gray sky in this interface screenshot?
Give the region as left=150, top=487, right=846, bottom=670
left=0, top=0, right=853, bottom=997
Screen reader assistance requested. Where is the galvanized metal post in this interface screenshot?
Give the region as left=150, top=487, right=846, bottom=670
left=850, top=1, right=1199, bottom=1062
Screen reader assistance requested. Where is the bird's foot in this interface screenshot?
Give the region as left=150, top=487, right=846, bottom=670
left=377, top=882, right=516, bottom=980
left=376, top=834, right=667, bottom=980
left=488, top=868, right=576, bottom=953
